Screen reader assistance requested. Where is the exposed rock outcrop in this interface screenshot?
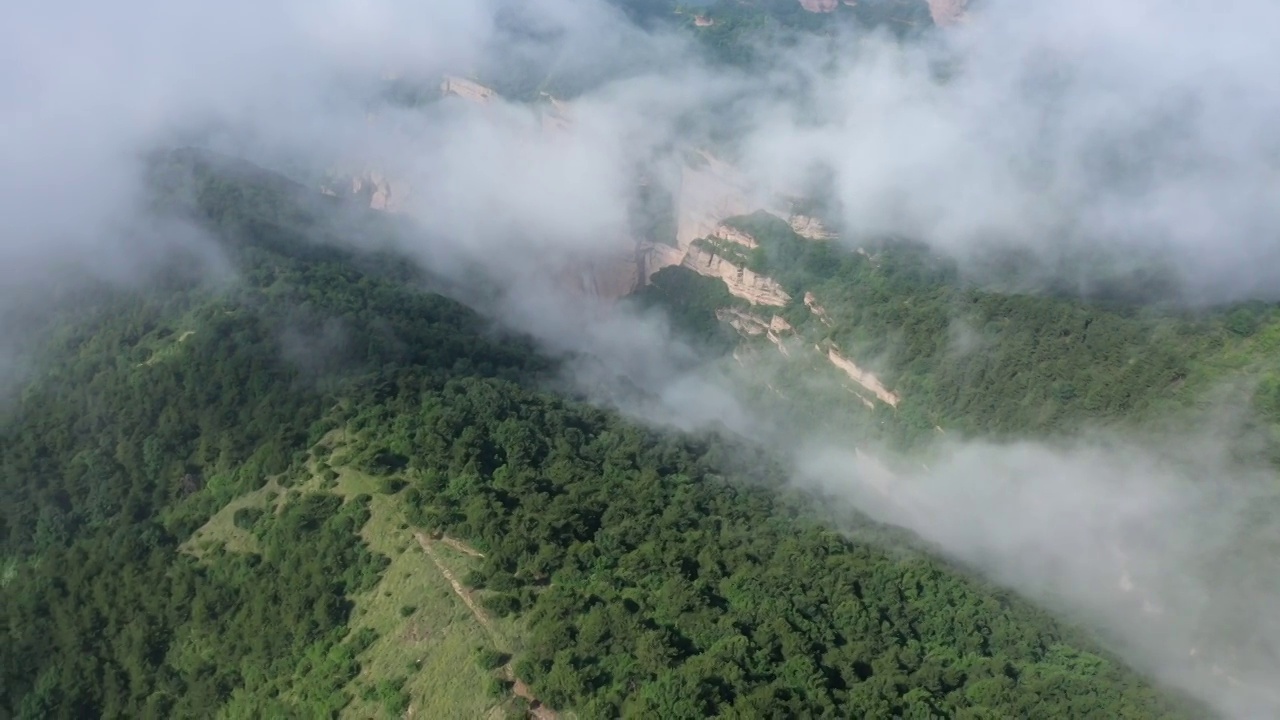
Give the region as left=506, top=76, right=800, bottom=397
left=718, top=309, right=793, bottom=355
left=440, top=75, right=496, bottom=104
left=789, top=214, right=836, bottom=240
left=640, top=242, right=687, bottom=283
left=711, top=224, right=759, bottom=249
left=333, top=78, right=818, bottom=308
left=803, top=291, right=833, bottom=326
left=675, top=153, right=757, bottom=248
left=675, top=150, right=791, bottom=248
left=321, top=169, right=409, bottom=212
left=799, top=0, right=839, bottom=12
left=825, top=346, right=899, bottom=407
left=682, top=246, right=791, bottom=307
left=927, top=0, right=969, bottom=26
left=567, top=254, right=643, bottom=303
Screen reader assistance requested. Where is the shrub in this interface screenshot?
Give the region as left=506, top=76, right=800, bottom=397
left=475, top=648, right=509, bottom=670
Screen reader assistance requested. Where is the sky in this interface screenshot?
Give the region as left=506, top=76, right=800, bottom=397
left=5, top=0, right=1280, bottom=716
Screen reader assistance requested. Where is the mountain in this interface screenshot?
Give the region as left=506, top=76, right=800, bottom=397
left=0, top=150, right=1209, bottom=718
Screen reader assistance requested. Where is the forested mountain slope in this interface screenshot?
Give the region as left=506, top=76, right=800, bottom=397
left=635, top=210, right=1280, bottom=456
left=0, top=150, right=1201, bottom=718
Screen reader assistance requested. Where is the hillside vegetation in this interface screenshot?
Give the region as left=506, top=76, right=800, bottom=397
left=637, top=210, right=1280, bottom=457
left=0, top=150, right=1205, bottom=718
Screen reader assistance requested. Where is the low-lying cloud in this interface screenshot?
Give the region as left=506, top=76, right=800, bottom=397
left=7, top=1, right=1280, bottom=718
left=794, top=430, right=1280, bottom=719
left=739, top=0, right=1280, bottom=302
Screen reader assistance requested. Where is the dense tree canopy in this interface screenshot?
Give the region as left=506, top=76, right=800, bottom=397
left=1, top=151, right=1207, bottom=718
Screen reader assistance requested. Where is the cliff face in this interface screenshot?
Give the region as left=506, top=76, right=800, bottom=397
left=803, top=292, right=833, bottom=326
left=927, top=0, right=969, bottom=26
left=675, top=155, right=758, bottom=248
left=826, top=347, right=900, bottom=407
left=798, top=0, right=839, bottom=12
left=682, top=245, right=791, bottom=307
left=719, top=298, right=901, bottom=410
left=789, top=214, right=835, bottom=241
left=641, top=242, right=687, bottom=283
left=718, top=308, right=793, bottom=355
left=440, top=76, right=496, bottom=103
left=331, top=78, right=820, bottom=306
left=321, top=170, right=409, bottom=212
left=557, top=248, right=643, bottom=304
left=712, top=224, right=759, bottom=248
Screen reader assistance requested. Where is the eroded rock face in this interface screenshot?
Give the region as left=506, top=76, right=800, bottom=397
left=803, top=291, right=832, bottom=326
left=712, top=224, right=759, bottom=248
left=558, top=249, right=643, bottom=304
left=927, top=0, right=969, bottom=26
left=799, top=0, right=839, bottom=12
left=641, top=243, right=687, bottom=283
left=321, top=170, right=409, bottom=212
left=825, top=347, right=900, bottom=407
left=440, top=75, right=496, bottom=103
left=682, top=246, right=791, bottom=307
left=718, top=309, right=793, bottom=355
left=332, top=79, right=817, bottom=307
left=675, top=154, right=759, bottom=248
left=789, top=214, right=835, bottom=241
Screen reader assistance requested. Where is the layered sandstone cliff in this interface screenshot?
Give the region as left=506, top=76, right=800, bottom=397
left=826, top=347, right=900, bottom=407
left=718, top=308, right=793, bottom=355
left=711, top=224, right=759, bottom=248
left=803, top=291, right=833, bottom=326
left=682, top=246, right=791, bottom=307
left=799, top=0, right=839, bottom=12
left=675, top=154, right=758, bottom=248
left=789, top=214, right=836, bottom=240
left=927, top=0, right=969, bottom=26
left=440, top=76, right=497, bottom=104
left=335, top=77, right=813, bottom=306
left=321, top=169, right=409, bottom=212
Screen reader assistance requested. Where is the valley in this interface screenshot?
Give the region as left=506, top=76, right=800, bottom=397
left=5, top=0, right=1280, bottom=717
left=4, top=150, right=1255, bottom=717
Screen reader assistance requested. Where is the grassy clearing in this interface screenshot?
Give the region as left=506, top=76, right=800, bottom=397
left=338, top=522, right=502, bottom=720
left=181, top=435, right=526, bottom=718
left=330, top=465, right=519, bottom=719
left=180, top=477, right=284, bottom=558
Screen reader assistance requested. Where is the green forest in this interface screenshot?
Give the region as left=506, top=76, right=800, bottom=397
left=636, top=210, right=1280, bottom=458
left=0, top=150, right=1213, bottom=718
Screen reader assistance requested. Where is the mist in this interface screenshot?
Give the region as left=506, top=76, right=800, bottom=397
left=7, top=0, right=1280, bottom=717
left=737, top=0, right=1280, bottom=303
left=792, top=428, right=1280, bottom=719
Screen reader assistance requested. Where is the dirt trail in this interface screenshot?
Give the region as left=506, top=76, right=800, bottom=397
left=440, top=535, right=485, bottom=558
left=413, top=532, right=556, bottom=719
left=415, top=532, right=493, bottom=632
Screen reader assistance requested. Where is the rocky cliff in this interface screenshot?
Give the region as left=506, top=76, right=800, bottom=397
left=682, top=245, right=791, bottom=307
left=719, top=298, right=901, bottom=410
left=718, top=308, right=793, bottom=355
left=798, top=0, right=839, bottom=12
left=440, top=75, right=497, bottom=104
left=320, top=169, right=409, bottom=212
left=789, top=214, right=836, bottom=241
left=712, top=224, right=759, bottom=248
left=825, top=346, right=900, bottom=407
left=330, top=77, right=821, bottom=305
left=927, top=0, right=969, bottom=26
